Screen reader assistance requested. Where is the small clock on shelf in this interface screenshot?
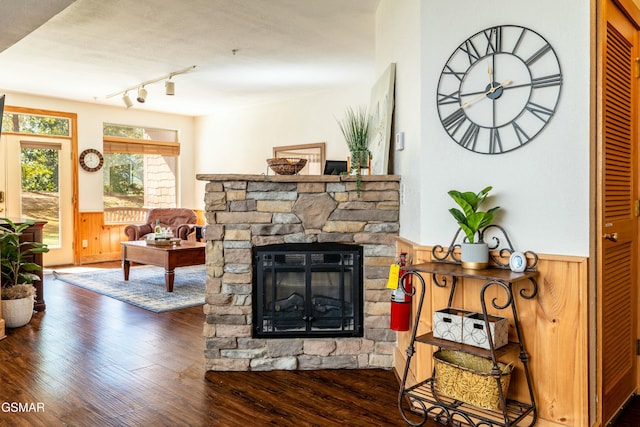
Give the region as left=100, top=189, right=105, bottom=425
left=79, top=148, right=104, bottom=172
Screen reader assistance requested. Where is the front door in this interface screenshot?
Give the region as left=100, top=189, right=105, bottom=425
left=0, top=134, right=74, bottom=266
left=599, top=0, right=640, bottom=423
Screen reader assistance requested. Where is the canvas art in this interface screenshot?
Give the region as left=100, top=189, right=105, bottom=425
left=368, top=63, right=396, bottom=175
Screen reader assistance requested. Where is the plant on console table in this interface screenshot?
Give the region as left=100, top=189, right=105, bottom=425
left=448, top=186, right=500, bottom=269
left=0, top=218, right=49, bottom=328
left=337, top=105, right=370, bottom=196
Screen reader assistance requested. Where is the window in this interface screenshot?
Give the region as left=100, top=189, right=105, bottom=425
left=103, top=124, right=179, bottom=223
left=2, top=112, right=70, bottom=136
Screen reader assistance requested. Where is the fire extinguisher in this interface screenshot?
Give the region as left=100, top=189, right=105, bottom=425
left=390, top=252, right=412, bottom=331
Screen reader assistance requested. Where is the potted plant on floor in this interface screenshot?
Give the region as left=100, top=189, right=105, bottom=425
left=337, top=105, right=370, bottom=196
left=1, top=218, right=49, bottom=328
left=448, top=186, right=500, bottom=269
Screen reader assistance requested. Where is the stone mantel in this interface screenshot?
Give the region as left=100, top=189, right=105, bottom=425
left=197, top=173, right=401, bottom=372
left=196, top=173, right=401, bottom=183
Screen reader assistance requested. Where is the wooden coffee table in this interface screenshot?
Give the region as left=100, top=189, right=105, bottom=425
left=120, top=240, right=206, bottom=292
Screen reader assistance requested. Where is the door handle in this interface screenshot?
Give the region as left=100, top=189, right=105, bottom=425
left=604, top=232, right=619, bottom=242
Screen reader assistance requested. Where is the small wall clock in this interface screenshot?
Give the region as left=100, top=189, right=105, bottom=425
left=79, top=148, right=104, bottom=172
left=436, top=25, right=562, bottom=154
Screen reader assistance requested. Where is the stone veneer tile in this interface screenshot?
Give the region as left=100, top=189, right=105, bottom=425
left=226, top=190, right=246, bottom=201
left=297, top=182, right=325, bottom=193
left=223, top=181, right=248, bottom=190
left=322, top=221, right=366, bottom=233
left=229, top=200, right=257, bottom=212
left=205, top=182, right=223, bottom=192
left=248, top=191, right=298, bottom=201
left=251, top=235, right=285, bottom=246
left=216, top=211, right=272, bottom=224
left=224, top=229, right=251, bottom=241
left=329, top=209, right=398, bottom=222
left=256, top=200, right=295, bottom=212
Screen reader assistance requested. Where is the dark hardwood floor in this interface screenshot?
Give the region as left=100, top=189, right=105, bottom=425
left=0, top=263, right=433, bottom=427
left=611, top=395, right=640, bottom=427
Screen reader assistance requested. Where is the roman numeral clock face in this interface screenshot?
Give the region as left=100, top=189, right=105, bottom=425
left=437, top=25, right=562, bottom=154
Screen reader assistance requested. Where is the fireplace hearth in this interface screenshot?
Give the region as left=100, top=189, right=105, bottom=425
left=253, top=243, right=363, bottom=338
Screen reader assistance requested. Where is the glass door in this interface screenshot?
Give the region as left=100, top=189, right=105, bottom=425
left=0, top=134, right=73, bottom=266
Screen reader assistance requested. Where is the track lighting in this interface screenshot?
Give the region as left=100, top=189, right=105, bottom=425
left=165, top=79, right=175, bottom=96
left=137, top=86, right=147, bottom=103
left=105, top=65, right=196, bottom=108
left=122, top=92, right=133, bottom=108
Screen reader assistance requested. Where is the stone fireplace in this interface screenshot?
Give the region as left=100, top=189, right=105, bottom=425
left=196, top=173, right=400, bottom=371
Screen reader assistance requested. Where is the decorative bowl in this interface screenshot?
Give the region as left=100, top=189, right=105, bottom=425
left=266, top=158, right=307, bottom=175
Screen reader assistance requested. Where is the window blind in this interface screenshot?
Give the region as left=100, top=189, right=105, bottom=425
left=103, top=136, right=180, bottom=156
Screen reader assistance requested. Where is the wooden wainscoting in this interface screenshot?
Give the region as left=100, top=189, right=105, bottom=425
left=394, top=237, right=590, bottom=427
left=79, top=212, right=128, bottom=264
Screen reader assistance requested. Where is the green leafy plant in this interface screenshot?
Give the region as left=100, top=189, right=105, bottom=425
left=0, top=218, right=49, bottom=300
left=448, top=186, right=500, bottom=244
left=337, top=105, right=371, bottom=195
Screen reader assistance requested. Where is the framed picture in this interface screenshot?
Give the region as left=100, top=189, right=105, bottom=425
left=273, top=142, right=325, bottom=175
left=368, top=63, right=396, bottom=175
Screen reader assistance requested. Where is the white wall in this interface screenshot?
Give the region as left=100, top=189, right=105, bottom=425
left=1, top=91, right=198, bottom=212
left=193, top=84, right=372, bottom=197
left=376, top=0, right=591, bottom=256
left=375, top=0, right=422, bottom=240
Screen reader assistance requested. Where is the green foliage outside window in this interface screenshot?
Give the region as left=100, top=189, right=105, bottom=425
left=2, top=113, right=69, bottom=136
left=21, top=148, right=59, bottom=192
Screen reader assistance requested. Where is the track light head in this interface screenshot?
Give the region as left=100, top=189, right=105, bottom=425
left=137, top=87, right=147, bottom=103
left=122, top=92, right=133, bottom=108
left=165, top=80, right=175, bottom=96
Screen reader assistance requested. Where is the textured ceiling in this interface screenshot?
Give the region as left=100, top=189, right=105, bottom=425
left=0, top=0, right=379, bottom=116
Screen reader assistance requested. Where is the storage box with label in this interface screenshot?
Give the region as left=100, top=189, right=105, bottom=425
left=462, top=312, right=509, bottom=350
left=433, top=308, right=473, bottom=343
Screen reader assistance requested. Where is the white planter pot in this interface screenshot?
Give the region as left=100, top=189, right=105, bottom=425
left=1, top=297, right=34, bottom=328
left=461, top=242, right=489, bottom=270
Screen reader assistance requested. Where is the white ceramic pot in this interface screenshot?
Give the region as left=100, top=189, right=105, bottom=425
left=461, top=242, right=489, bottom=269
left=1, top=297, right=34, bottom=328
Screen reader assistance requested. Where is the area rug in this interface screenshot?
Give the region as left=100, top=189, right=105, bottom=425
left=52, top=265, right=206, bottom=313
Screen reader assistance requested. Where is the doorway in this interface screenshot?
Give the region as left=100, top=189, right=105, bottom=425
left=0, top=108, right=77, bottom=266
left=599, top=0, right=640, bottom=424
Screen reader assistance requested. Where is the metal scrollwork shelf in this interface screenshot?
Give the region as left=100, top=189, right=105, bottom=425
left=397, top=228, right=538, bottom=427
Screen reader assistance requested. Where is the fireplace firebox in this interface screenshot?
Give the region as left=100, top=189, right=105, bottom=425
left=252, top=243, right=363, bottom=338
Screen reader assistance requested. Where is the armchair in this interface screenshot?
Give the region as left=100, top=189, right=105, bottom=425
left=124, top=208, right=198, bottom=241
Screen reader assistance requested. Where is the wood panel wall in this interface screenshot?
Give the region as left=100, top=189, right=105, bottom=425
left=78, top=212, right=128, bottom=264
left=395, top=237, right=590, bottom=427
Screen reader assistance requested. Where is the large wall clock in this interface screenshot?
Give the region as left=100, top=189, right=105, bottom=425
left=436, top=25, right=562, bottom=154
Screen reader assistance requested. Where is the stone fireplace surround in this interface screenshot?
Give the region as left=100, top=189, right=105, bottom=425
left=196, top=173, right=400, bottom=371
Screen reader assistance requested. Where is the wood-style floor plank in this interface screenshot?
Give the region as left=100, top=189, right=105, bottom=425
left=15, top=263, right=640, bottom=425
left=0, top=264, right=433, bottom=427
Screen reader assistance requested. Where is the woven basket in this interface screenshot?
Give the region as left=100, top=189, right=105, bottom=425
left=266, top=158, right=307, bottom=175
left=434, top=349, right=512, bottom=411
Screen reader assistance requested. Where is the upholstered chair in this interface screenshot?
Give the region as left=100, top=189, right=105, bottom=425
left=124, top=208, right=197, bottom=241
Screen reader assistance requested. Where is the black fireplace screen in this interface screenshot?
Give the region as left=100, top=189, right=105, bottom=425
left=252, top=243, right=363, bottom=338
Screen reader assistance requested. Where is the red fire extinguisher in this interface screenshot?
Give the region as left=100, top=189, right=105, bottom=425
left=390, top=252, right=412, bottom=331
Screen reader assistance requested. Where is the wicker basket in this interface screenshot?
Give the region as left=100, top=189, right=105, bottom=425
left=266, top=158, right=307, bottom=175
left=434, top=349, right=512, bottom=411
